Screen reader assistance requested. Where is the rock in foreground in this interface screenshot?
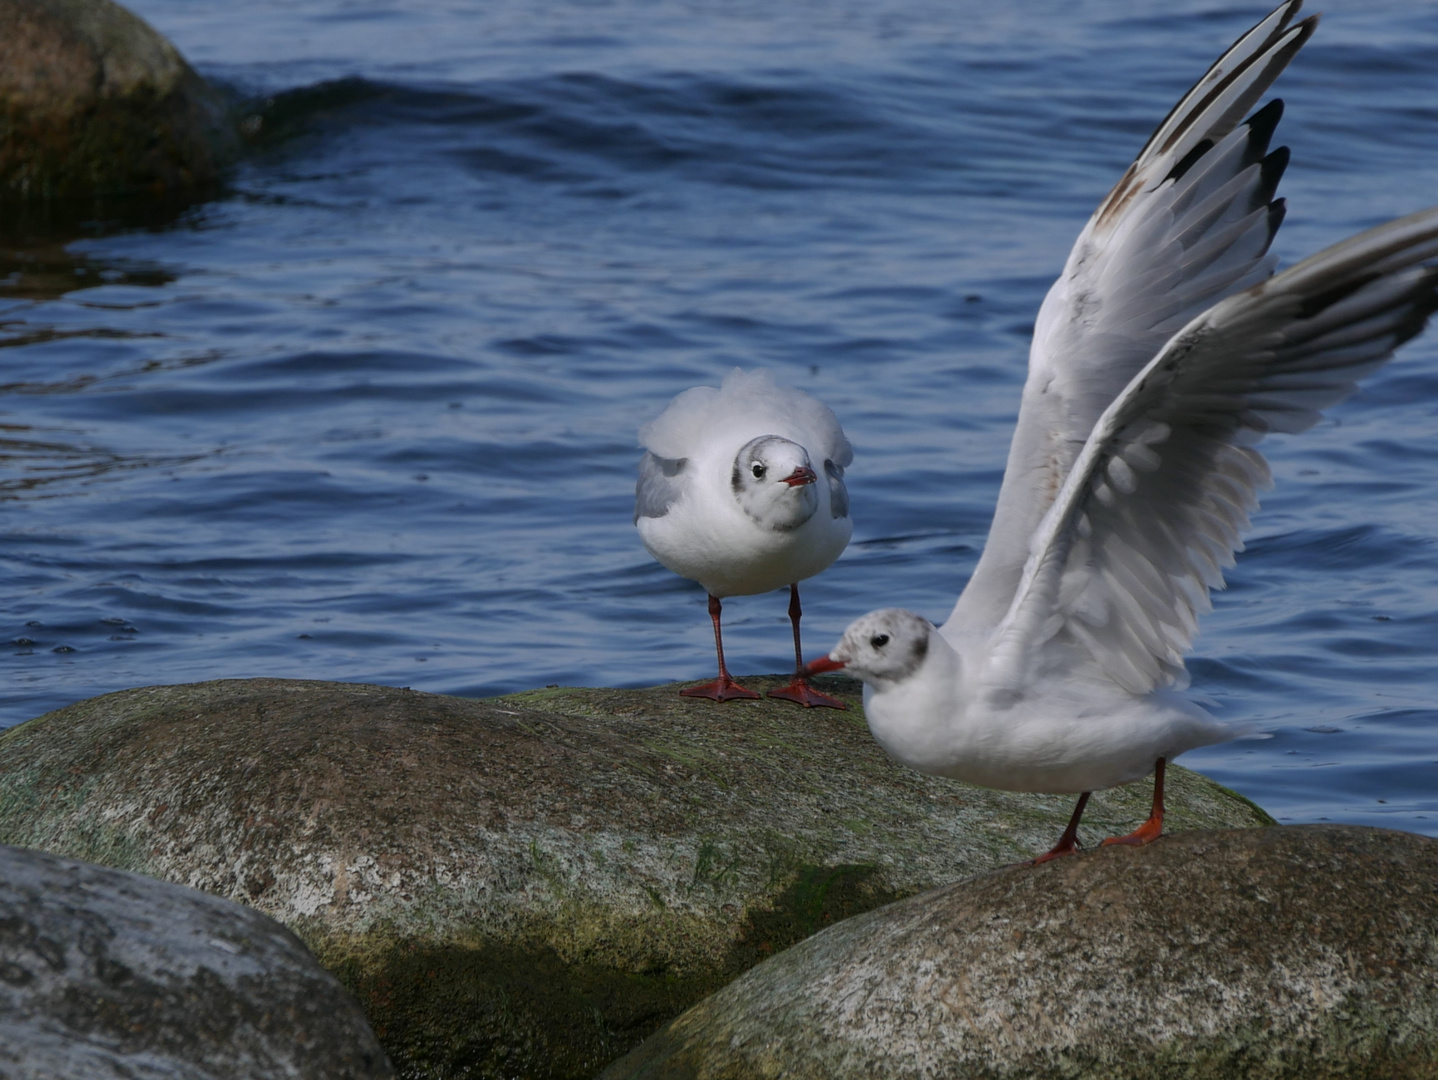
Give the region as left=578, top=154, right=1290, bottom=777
left=0, top=678, right=1271, bottom=1078
left=605, top=825, right=1438, bottom=1080
left=0, top=842, right=392, bottom=1079
left=0, top=0, right=238, bottom=198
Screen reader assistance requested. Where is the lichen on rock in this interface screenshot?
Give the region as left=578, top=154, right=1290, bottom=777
left=604, top=825, right=1438, bottom=1080
left=0, top=841, right=393, bottom=1079
left=0, top=677, right=1273, bottom=1077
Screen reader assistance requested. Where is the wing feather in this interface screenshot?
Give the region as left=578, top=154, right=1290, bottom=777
left=949, top=2, right=1316, bottom=632
left=634, top=452, right=688, bottom=522
left=984, top=208, right=1438, bottom=698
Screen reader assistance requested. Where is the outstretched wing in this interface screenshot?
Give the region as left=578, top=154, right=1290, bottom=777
left=949, top=1, right=1317, bottom=631
left=984, top=208, right=1438, bottom=699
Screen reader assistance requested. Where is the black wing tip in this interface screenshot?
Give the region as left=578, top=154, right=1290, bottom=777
left=1165, top=96, right=1287, bottom=188
left=1274, top=0, right=1304, bottom=23
left=1293, top=12, right=1322, bottom=45
left=1295, top=262, right=1438, bottom=331
left=1258, top=144, right=1291, bottom=197
left=1261, top=14, right=1321, bottom=87
left=1166, top=138, right=1215, bottom=184
left=1246, top=98, right=1285, bottom=150
left=1394, top=266, right=1438, bottom=348
left=1271, top=0, right=1321, bottom=46
left=1296, top=273, right=1380, bottom=320
left=1141, top=2, right=1316, bottom=172
left=1261, top=197, right=1288, bottom=257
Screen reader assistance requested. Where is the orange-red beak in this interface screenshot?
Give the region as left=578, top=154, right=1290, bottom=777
left=804, top=655, right=846, bottom=676
left=782, top=466, right=817, bottom=487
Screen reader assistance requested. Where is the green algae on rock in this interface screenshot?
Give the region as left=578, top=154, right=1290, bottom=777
left=0, top=0, right=239, bottom=199
left=604, top=825, right=1438, bottom=1080
left=0, top=677, right=1272, bottom=1078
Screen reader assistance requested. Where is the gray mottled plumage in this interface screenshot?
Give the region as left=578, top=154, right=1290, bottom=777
left=634, top=452, right=688, bottom=523
left=825, top=460, right=848, bottom=519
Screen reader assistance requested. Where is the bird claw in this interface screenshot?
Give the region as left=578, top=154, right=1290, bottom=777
left=1031, top=838, right=1083, bottom=865
left=1099, top=815, right=1163, bottom=847
left=766, top=679, right=846, bottom=709
left=679, top=677, right=761, bottom=702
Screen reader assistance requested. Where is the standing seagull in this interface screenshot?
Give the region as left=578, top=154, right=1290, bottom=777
left=809, top=2, right=1438, bottom=859
left=637, top=368, right=853, bottom=707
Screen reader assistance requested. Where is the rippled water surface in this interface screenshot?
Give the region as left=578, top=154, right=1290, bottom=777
left=2, top=0, right=1436, bottom=833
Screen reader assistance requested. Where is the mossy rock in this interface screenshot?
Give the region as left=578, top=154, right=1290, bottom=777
left=0, top=677, right=1272, bottom=1078
left=0, top=0, right=239, bottom=198
left=603, top=825, right=1438, bottom=1080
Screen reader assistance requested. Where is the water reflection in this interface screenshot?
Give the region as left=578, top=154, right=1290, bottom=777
left=0, top=422, right=205, bottom=500
left=0, top=194, right=210, bottom=496
left=0, top=187, right=208, bottom=239
left=0, top=245, right=174, bottom=303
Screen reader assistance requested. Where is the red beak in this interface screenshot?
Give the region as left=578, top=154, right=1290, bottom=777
left=804, top=655, right=846, bottom=676
left=782, top=466, right=817, bottom=487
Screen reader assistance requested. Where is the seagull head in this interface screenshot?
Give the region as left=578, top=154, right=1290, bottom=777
left=730, top=435, right=819, bottom=530
left=807, top=609, right=935, bottom=688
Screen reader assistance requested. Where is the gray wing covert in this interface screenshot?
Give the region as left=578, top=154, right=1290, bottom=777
left=634, top=452, right=689, bottom=523
left=824, top=459, right=849, bottom=519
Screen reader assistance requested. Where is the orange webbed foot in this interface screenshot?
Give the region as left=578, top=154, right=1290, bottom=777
left=679, top=676, right=761, bottom=702
left=766, top=679, right=846, bottom=709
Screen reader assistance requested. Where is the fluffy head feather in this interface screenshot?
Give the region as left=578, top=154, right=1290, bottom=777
left=640, top=368, right=852, bottom=468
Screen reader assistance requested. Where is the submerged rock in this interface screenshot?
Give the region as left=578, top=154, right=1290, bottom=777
left=604, top=825, right=1438, bottom=1080
left=0, top=0, right=239, bottom=198
left=0, top=677, right=1271, bottom=1078
left=0, top=842, right=392, bottom=1079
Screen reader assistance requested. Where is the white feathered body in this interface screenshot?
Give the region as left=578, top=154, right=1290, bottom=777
left=636, top=368, right=853, bottom=597
left=857, top=622, right=1230, bottom=794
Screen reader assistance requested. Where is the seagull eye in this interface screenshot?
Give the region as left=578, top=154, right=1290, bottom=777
left=870, top=634, right=890, bottom=649
left=751, top=463, right=766, bottom=479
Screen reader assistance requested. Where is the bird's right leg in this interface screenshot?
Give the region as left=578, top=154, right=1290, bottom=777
left=767, top=584, right=846, bottom=709
left=1100, top=758, right=1166, bottom=848
left=1032, top=791, right=1091, bottom=864
left=680, top=594, right=760, bottom=701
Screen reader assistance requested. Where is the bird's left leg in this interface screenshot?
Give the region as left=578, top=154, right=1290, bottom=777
left=1032, top=791, right=1091, bottom=864
left=766, top=584, right=846, bottom=709
left=1100, top=757, right=1166, bottom=848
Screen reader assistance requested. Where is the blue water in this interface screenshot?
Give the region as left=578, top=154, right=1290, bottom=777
left=2, top=0, right=1436, bottom=835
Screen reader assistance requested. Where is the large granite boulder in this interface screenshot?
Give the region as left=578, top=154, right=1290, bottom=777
left=0, top=0, right=239, bottom=198
left=604, top=825, right=1438, bottom=1080
left=0, top=677, right=1272, bottom=1078
left=0, top=842, right=392, bottom=1079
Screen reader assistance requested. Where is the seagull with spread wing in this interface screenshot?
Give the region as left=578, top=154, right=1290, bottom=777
left=807, top=1, right=1438, bottom=862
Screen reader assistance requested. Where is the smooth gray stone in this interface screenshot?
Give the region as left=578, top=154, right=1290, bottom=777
left=604, top=825, right=1438, bottom=1080
left=0, top=843, right=393, bottom=1080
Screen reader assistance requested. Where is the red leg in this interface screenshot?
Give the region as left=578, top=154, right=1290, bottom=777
left=1033, top=792, right=1091, bottom=864
left=766, top=584, right=846, bottom=709
left=1100, top=758, right=1166, bottom=848
left=680, top=594, right=760, bottom=702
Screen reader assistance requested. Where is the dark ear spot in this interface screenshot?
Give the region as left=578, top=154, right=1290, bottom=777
left=910, top=631, right=928, bottom=666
